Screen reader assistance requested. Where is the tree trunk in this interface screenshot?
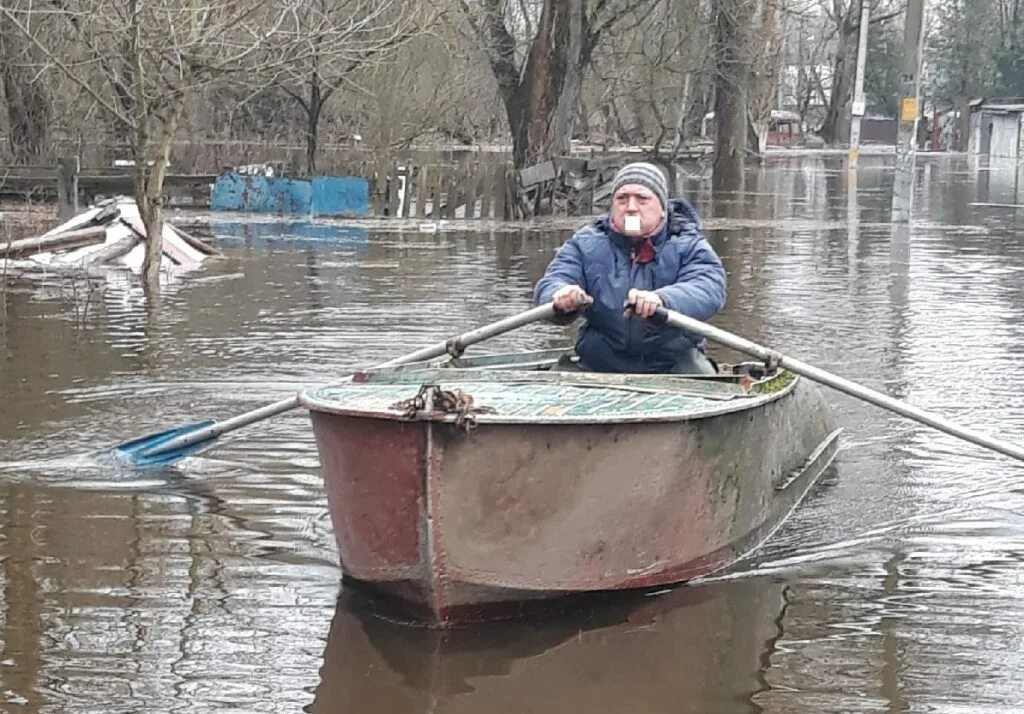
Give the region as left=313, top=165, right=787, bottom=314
left=747, top=0, right=779, bottom=162
left=671, top=73, right=693, bottom=155
left=820, top=2, right=861, bottom=146
left=748, top=115, right=767, bottom=161
left=610, top=95, right=642, bottom=145
left=138, top=177, right=165, bottom=293
left=137, top=96, right=186, bottom=294
left=576, top=95, right=590, bottom=142
left=713, top=0, right=752, bottom=193
left=551, top=0, right=587, bottom=150
left=305, top=75, right=323, bottom=176
left=475, top=0, right=600, bottom=174
left=506, top=0, right=588, bottom=168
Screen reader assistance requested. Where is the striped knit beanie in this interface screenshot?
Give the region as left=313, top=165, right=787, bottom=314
left=611, top=162, right=669, bottom=211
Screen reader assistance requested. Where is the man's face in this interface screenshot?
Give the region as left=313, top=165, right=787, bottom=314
left=610, top=184, right=664, bottom=238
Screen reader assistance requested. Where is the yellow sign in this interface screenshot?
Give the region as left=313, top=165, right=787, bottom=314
left=901, top=97, right=918, bottom=122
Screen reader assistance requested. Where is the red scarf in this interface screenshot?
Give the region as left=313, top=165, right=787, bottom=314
left=632, top=238, right=656, bottom=265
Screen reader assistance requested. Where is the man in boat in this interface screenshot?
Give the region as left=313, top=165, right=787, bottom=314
left=534, top=162, right=726, bottom=374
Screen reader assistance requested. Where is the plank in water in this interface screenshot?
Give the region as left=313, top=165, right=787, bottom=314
left=0, top=226, right=107, bottom=259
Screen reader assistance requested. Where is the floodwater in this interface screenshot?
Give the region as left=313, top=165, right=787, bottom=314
left=3, top=154, right=1024, bottom=712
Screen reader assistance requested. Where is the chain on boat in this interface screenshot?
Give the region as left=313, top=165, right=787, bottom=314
left=391, top=384, right=496, bottom=431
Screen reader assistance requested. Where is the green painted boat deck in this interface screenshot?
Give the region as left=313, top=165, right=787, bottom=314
left=301, top=367, right=794, bottom=425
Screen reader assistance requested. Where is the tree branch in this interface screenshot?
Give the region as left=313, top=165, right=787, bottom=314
left=869, top=9, right=902, bottom=25
left=280, top=84, right=310, bottom=114
left=589, top=0, right=655, bottom=47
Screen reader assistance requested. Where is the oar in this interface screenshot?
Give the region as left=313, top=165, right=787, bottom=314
left=650, top=307, right=1024, bottom=463
left=110, top=303, right=558, bottom=467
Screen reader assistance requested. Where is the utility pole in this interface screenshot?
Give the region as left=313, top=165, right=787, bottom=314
left=849, top=0, right=871, bottom=170
left=891, top=0, right=926, bottom=222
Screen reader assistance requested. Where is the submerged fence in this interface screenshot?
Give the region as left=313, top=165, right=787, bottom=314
left=363, top=159, right=514, bottom=220
left=0, top=145, right=709, bottom=220
left=356, top=151, right=697, bottom=220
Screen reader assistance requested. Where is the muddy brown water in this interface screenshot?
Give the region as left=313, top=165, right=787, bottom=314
left=3, top=155, right=1024, bottom=712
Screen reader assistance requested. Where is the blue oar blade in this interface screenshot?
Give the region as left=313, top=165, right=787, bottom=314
left=110, top=420, right=218, bottom=467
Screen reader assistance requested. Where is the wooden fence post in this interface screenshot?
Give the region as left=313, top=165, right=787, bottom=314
left=431, top=164, right=445, bottom=219
left=57, top=156, right=80, bottom=219
left=388, top=158, right=401, bottom=217
left=415, top=164, right=429, bottom=219
left=465, top=160, right=479, bottom=220
left=401, top=163, right=415, bottom=218
left=444, top=164, right=458, bottom=219
left=495, top=165, right=509, bottom=220
left=479, top=162, right=493, bottom=220
left=370, top=160, right=384, bottom=216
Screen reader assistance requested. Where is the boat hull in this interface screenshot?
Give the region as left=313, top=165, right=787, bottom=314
left=308, top=374, right=838, bottom=625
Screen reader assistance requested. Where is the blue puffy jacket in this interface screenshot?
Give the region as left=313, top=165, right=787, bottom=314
left=534, top=199, right=727, bottom=373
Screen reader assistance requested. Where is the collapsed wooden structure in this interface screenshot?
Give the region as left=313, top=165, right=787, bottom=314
left=0, top=196, right=219, bottom=275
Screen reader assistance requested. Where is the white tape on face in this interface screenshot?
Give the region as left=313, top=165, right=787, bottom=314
left=624, top=215, right=642, bottom=234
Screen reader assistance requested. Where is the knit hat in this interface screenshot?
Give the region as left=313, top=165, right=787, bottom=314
left=611, top=162, right=669, bottom=211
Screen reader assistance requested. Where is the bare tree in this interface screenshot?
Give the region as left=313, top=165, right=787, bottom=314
left=0, top=0, right=310, bottom=293
left=345, top=37, right=497, bottom=153
left=0, top=2, right=52, bottom=163
left=993, top=0, right=1024, bottom=96
left=455, top=0, right=654, bottom=169
left=931, top=0, right=996, bottom=149
left=818, top=0, right=903, bottom=145
left=589, top=0, right=710, bottom=157
left=257, top=0, right=434, bottom=175
left=713, top=0, right=756, bottom=191
left=817, top=0, right=862, bottom=144
left=0, top=0, right=309, bottom=292
left=747, top=0, right=785, bottom=157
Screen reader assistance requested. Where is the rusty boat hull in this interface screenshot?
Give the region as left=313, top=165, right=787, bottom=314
left=300, top=352, right=840, bottom=625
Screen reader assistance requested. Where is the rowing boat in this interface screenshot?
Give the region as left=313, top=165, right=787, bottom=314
left=299, top=349, right=840, bottom=625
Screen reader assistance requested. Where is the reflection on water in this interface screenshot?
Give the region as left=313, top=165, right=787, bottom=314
left=4, top=155, right=1024, bottom=712
left=313, top=579, right=789, bottom=714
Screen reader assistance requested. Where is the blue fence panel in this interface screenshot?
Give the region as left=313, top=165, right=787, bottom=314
left=268, top=177, right=313, bottom=214
left=212, top=171, right=370, bottom=217
left=311, top=176, right=370, bottom=216
left=211, top=172, right=271, bottom=212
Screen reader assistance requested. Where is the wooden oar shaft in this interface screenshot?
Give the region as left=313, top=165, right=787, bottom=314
left=142, top=303, right=557, bottom=458
left=658, top=308, right=1024, bottom=464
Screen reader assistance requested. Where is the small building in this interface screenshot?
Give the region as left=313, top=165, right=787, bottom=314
left=700, top=110, right=804, bottom=147
left=861, top=116, right=898, bottom=145
left=767, top=110, right=802, bottom=147
left=969, top=102, right=1024, bottom=159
